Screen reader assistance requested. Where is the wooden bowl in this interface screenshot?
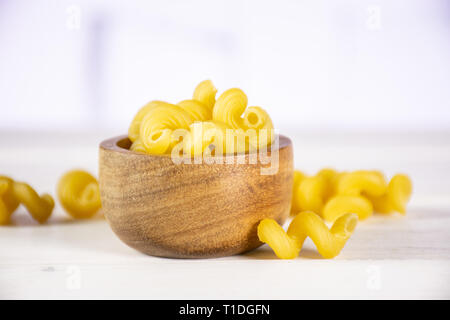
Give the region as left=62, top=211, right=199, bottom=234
left=99, top=135, right=293, bottom=258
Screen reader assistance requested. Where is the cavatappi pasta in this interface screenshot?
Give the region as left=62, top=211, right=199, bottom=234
left=262, top=168, right=412, bottom=259
left=182, top=120, right=232, bottom=157
left=177, top=99, right=211, bottom=122
left=57, top=170, right=102, bottom=219
left=192, top=79, right=217, bottom=110
left=290, top=168, right=412, bottom=222
left=0, top=175, right=54, bottom=224
left=130, top=138, right=147, bottom=153
left=290, top=170, right=306, bottom=215
left=139, top=103, right=194, bottom=154
left=366, top=174, right=412, bottom=214
left=128, top=100, right=167, bottom=143
left=128, top=80, right=275, bottom=156
left=323, top=195, right=373, bottom=222
left=258, top=211, right=358, bottom=259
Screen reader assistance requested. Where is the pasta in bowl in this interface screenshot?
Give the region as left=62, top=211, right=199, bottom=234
left=99, top=80, right=293, bottom=258
left=99, top=134, right=293, bottom=258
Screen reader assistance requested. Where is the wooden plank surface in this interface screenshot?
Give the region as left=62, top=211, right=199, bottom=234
left=0, top=129, right=449, bottom=299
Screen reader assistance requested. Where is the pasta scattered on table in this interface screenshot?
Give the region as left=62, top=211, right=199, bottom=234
left=261, top=168, right=412, bottom=259
left=57, top=170, right=101, bottom=219
left=291, top=168, right=412, bottom=221
left=366, top=174, right=412, bottom=214
left=258, top=211, right=358, bottom=259
left=323, top=195, right=373, bottom=222
left=0, top=175, right=54, bottom=224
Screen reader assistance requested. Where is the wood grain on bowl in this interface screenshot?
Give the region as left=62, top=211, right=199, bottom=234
left=99, top=135, right=293, bottom=258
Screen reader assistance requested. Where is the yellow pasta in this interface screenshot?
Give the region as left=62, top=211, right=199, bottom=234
left=291, top=169, right=345, bottom=217
left=291, top=168, right=412, bottom=221
left=181, top=121, right=254, bottom=156
left=128, top=100, right=167, bottom=142
left=224, top=128, right=255, bottom=154
left=193, top=79, right=217, bottom=110
left=139, top=104, right=194, bottom=154
left=212, top=89, right=274, bottom=150
left=316, top=168, right=339, bottom=200
left=258, top=211, right=358, bottom=259
left=317, top=168, right=338, bottom=181
left=130, top=138, right=147, bottom=153
left=322, top=195, right=373, bottom=222
left=242, top=106, right=274, bottom=150
left=177, top=99, right=212, bottom=122
left=337, top=170, right=387, bottom=197
left=12, top=182, right=54, bottom=224
left=388, top=174, right=412, bottom=213
left=182, top=121, right=232, bottom=156
left=0, top=176, right=19, bottom=224
left=257, top=219, right=300, bottom=259
left=212, top=88, right=248, bottom=129
left=128, top=80, right=275, bottom=157
left=290, top=170, right=307, bottom=215
left=368, top=194, right=392, bottom=214
left=366, top=174, right=412, bottom=214
left=57, top=170, right=101, bottom=219
left=0, top=176, right=54, bottom=224
left=294, top=176, right=326, bottom=215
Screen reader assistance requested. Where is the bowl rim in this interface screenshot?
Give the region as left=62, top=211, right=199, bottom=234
left=100, top=134, right=292, bottom=158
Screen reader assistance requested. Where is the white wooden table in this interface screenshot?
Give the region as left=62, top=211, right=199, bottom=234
left=1, top=129, right=449, bottom=299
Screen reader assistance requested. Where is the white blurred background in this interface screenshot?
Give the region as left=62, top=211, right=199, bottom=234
left=1, top=0, right=449, bottom=132
left=1, top=0, right=450, bottom=201
left=2, top=1, right=450, bottom=299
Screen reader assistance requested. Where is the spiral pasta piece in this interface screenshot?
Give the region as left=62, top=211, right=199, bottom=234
left=367, top=174, right=412, bottom=214
left=0, top=197, right=10, bottom=225
left=182, top=121, right=232, bottom=156
left=316, top=168, right=339, bottom=200
left=212, top=88, right=248, bottom=129
left=128, top=100, right=167, bottom=142
left=367, top=194, right=392, bottom=214
left=258, top=211, right=358, bottom=259
left=130, top=139, right=147, bottom=153
left=295, top=176, right=326, bottom=215
left=290, top=170, right=307, bottom=215
left=11, top=181, right=54, bottom=224
left=242, top=106, right=274, bottom=149
left=337, top=170, right=387, bottom=197
left=177, top=99, right=212, bottom=122
left=193, top=80, right=217, bottom=110
left=257, top=219, right=300, bottom=259
left=0, top=176, right=54, bottom=224
left=0, top=177, right=20, bottom=212
left=288, top=211, right=358, bottom=259
left=182, top=122, right=250, bottom=156
left=0, top=176, right=19, bottom=224
left=388, top=174, right=412, bottom=214
left=292, top=168, right=412, bottom=219
left=317, top=168, right=338, bottom=181
left=140, top=104, right=194, bottom=154
left=322, top=195, right=373, bottom=222
left=129, top=81, right=274, bottom=157
left=57, top=170, right=101, bottom=219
